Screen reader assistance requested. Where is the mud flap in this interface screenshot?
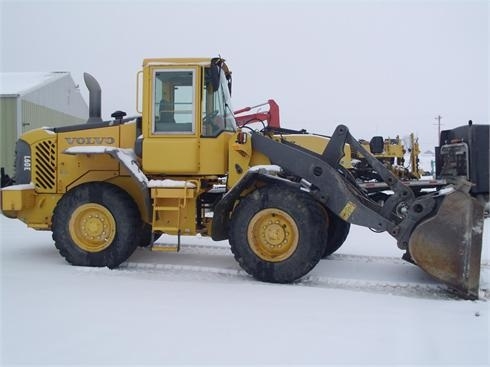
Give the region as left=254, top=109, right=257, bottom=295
left=408, top=189, right=485, bottom=299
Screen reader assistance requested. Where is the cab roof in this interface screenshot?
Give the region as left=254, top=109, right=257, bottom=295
left=142, top=58, right=212, bottom=67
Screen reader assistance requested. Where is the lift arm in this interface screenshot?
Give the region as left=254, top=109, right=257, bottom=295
left=250, top=125, right=439, bottom=249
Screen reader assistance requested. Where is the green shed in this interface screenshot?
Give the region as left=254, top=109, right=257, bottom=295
left=0, top=72, right=88, bottom=179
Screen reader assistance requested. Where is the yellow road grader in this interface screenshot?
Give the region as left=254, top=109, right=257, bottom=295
left=1, top=57, right=487, bottom=299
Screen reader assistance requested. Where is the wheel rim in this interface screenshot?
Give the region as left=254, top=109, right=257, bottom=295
left=69, top=203, right=116, bottom=252
left=247, top=208, right=299, bottom=262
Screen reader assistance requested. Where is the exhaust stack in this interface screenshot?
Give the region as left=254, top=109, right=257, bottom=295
left=83, top=72, right=103, bottom=124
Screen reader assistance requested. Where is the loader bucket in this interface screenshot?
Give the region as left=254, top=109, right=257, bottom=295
left=408, top=189, right=485, bottom=299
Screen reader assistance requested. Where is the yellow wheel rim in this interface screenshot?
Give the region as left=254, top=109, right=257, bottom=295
left=247, top=208, right=299, bottom=262
left=69, top=204, right=116, bottom=252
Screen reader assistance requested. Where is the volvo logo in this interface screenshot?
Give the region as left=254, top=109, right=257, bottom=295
left=65, top=137, right=115, bottom=145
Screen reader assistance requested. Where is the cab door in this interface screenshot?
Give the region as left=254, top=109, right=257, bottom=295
left=142, top=66, right=201, bottom=174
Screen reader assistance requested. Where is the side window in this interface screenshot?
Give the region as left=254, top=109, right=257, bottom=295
left=201, top=68, right=235, bottom=137
left=153, top=70, right=194, bottom=134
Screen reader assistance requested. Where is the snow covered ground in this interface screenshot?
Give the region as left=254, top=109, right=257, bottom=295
left=1, top=211, right=489, bottom=366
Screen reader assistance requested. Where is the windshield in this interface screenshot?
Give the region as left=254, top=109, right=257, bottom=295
left=202, top=68, right=236, bottom=137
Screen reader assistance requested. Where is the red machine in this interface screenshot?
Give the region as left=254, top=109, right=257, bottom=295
left=234, top=99, right=281, bottom=128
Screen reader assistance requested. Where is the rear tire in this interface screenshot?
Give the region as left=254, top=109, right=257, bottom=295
left=52, top=182, right=140, bottom=268
left=321, top=211, right=351, bottom=258
left=229, top=185, right=328, bottom=283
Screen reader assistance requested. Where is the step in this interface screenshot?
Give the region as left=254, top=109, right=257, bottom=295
left=153, top=206, right=180, bottom=211
left=151, top=245, right=179, bottom=253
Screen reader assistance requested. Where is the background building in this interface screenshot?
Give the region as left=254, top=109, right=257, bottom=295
left=0, top=72, right=88, bottom=178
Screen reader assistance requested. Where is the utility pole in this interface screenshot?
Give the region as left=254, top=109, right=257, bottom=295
left=434, top=115, right=443, bottom=141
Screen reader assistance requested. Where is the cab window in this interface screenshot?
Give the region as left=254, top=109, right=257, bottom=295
left=153, top=70, right=195, bottom=134
left=202, top=67, right=236, bottom=137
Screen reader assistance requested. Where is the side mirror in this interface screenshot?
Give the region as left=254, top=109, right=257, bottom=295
left=210, top=58, right=232, bottom=95
left=210, top=61, right=220, bottom=92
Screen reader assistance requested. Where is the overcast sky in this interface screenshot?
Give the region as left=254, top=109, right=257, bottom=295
left=1, top=0, right=488, bottom=149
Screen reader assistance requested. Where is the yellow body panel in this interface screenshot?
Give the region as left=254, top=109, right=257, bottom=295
left=384, top=141, right=404, bottom=158
left=119, top=121, right=138, bottom=149
left=56, top=121, right=139, bottom=189
left=228, top=132, right=254, bottom=188
left=66, top=171, right=119, bottom=192
left=20, top=127, right=55, bottom=144
left=199, top=132, right=234, bottom=175
left=143, top=137, right=199, bottom=174
left=230, top=132, right=354, bottom=186
left=57, top=129, right=120, bottom=191
left=151, top=186, right=197, bottom=235
left=1, top=187, right=36, bottom=211
left=359, top=138, right=404, bottom=159
left=1, top=189, right=61, bottom=229
left=280, top=134, right=353, bottom=169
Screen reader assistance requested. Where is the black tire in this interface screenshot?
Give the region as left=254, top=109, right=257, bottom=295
left=229, top=185, right=328, bottom=283
left=153, top=231, right=163, bottom=243
left=136, top=221, right=164, bottom=247
left=321, top=210, right=351, bottom=258
left=136, top=223, right=161, bottom=247
left=137, top=222, right=153, bottom=247
left=52, top=182, right=141, bottom=268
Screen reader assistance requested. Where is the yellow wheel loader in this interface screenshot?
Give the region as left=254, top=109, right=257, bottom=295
left=353, top=133, right=422, bottom=181
left=1, top=57, right=487, bottom=299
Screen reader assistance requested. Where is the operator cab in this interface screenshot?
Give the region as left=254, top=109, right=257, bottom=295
left=139, top=58, right=237, bottom=175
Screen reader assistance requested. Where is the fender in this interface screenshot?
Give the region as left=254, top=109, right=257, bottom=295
left=211, top=166, right=301, bottom=241
left=63, top=146, right=152, bottom=220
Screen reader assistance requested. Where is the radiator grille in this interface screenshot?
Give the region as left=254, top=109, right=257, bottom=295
left=33, top=139, right=57, bottom=191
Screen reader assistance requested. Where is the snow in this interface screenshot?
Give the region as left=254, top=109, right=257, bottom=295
left=248, top=165, right=282, bottom=174
left=148, top=179, right=197, bottom=188
left=42, top=128, right=56, bottom=135
left=64, top=145, right=112, bottom=154
left=0, top=72, right=67, bottom=96
left=1, top=213, right=489, bottom=366
left=113, top=148, right=148, bottom=185
left=0, top=183, right=35, bottom=191
left=1, top=151, right=489, bottom=365
left=437, top=186, right=456, bottom=196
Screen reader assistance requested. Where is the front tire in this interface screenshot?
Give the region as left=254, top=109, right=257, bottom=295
left=136, top=223, right=162, bottom=247
left=52, top=182, right=140, bottom=268
left=229, top=185, right=328, bottom=283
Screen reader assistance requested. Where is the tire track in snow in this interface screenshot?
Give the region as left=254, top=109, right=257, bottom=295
left=115, top=261, right=487, bottom=300
left=152, top=243, right=490, bottom=268
left=75, top=243, right=489, bottom=300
